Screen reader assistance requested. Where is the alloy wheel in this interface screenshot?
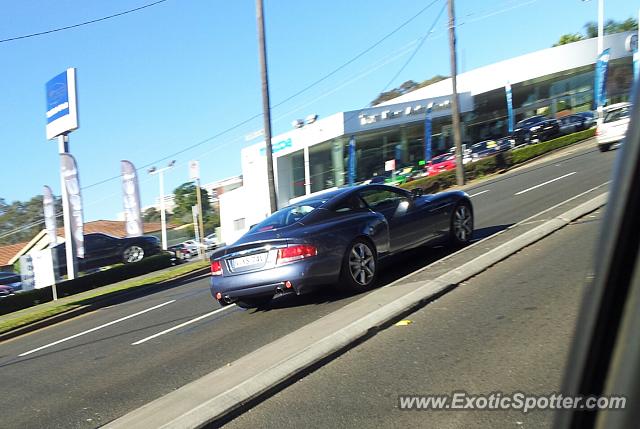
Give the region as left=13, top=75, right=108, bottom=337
left=348, top=242, right=375, bottom=286
left=453, top=205, right=473, bottom=242
left=123, top=246, right=145, bottom=263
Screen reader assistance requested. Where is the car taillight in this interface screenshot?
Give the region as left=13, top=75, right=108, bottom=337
left=211, top=260, right=222, bottom=276
left=277, top=244, right=317, bottom=265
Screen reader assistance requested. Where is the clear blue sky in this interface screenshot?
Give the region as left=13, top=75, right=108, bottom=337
left=0, top=0, right=637, bottom=222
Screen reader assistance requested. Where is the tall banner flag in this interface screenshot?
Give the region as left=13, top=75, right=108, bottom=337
left=348, top=136, right=356, bottom=186
left=43, top=186, right=58, bottom=245
left=505, top=82, right=514, bottom=134
left=60, top=154, right=85, bottom=258
left=424, top=103, right=433, bottom=164
left=121, top=161, right=143, bottom=237
left=594, top=48, right=611, bottom=109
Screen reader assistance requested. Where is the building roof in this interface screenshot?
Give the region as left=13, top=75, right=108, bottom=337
left=0, top=220, right=167, bottom=267
left=379, top=31, right=634, bottom=105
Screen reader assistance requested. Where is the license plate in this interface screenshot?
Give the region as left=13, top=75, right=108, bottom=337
left=231, top=253, right=267, bottom=269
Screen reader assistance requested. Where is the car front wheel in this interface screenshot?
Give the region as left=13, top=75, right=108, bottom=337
left=123, top=245, right=145, bottom=264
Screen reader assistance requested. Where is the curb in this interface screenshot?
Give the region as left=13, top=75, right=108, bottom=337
left=105, top=192, right=607, bottom=429
left=0, top=267, right=210, bottom=343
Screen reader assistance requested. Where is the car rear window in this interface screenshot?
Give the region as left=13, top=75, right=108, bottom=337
left=250, top=200, right=325, bottom=232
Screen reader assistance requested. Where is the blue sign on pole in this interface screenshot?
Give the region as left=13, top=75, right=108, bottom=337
left=594, top=48, right=611, bottom=109
left=424, top=104, right=433, bottom=164
left=45, top=68, right=78, bottom=140
left=348, top=136, right=356, bottom=186
left=505, top=82, right=514, bottom=134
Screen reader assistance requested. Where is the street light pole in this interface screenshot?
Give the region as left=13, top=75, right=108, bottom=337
left=158, top=169, right=167, bottom=250
left=447, top=0, right=465, bottom=186
left=256, top=0, right=278, bottom=214
left=148, top=161, right=175, bottom=250
left=597, top=0, right=604, bottom=56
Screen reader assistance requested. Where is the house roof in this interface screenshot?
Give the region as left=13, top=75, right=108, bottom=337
left=0, top=220, right=168, bottom=266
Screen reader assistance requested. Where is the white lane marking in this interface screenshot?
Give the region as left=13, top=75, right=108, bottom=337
left=469, top=190, right=490, bottom=198
left=514, top=172, right=577, bottom=196
left=131, top=304, right=237, bottom=345
left=18, top=300, right=176, bottom=357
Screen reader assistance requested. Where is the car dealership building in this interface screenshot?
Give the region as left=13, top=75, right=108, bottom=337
left=219, top=31, right=635, bottom=244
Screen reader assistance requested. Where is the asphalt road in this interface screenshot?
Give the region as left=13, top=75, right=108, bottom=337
left=0, top=141, right=616, bottom=428
left=225, top=208, right=603, bottom=429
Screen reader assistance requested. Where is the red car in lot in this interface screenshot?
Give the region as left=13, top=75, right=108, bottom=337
left=427, top=154, right=457, bottom=176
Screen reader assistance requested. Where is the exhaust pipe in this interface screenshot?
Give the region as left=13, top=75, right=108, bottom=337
left=275, top=286, right=284, bottom=295
left=223, top=296, right=233, bottom=304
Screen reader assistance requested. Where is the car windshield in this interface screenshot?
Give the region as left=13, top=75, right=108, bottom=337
left=604, top=106, right=630, bottom=123
left=249, top=200, right=325, bottom=232
left=516, top=116, right=544, bottom=127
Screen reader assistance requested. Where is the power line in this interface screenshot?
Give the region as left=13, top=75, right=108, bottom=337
left=379, top=1, right=447, bottom=96
left=79, top=0, right=442, bottom=191
left=0, top=0, right=170, bottom=44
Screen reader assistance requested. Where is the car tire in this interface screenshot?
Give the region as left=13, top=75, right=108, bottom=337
left=339, top=238, right=378, bottom=292
left=123, top=245, right=145, bottom=264
left=235, top=297, right=271, bottom=309
left=599, top=144, right=612, bottom=152
left=449, top=201, right=474, bottom=247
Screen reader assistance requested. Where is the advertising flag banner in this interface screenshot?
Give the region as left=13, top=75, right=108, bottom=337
left=424, top=103, right=433, bottom=163
left=348, top=136, right=356, bottom=186
left=43, top=185, right=58, bottom=245
left=594, top=48, right=611, bottom=109
left=60, top=154, right=85, bottom=258
left=121, top=161, right=143, bottom=237
left=505, top=82, right=514, bottom=134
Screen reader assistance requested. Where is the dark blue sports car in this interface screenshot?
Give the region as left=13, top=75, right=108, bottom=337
left=210, top=184, right=473, bottom=308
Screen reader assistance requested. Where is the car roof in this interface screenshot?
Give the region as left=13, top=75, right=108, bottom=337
left=604, top=102, right=631, bottom=111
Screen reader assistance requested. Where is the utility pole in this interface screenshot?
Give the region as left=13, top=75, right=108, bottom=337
left=256, top=0, right=278, bottom=213
left=447, top=0, right=465, bottom=186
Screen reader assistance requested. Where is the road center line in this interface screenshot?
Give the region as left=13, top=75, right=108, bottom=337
left=131, top=304, right=237, bottom=345
left=514, top=172, right=577, bottom=196
left=18, top=300, right=176, bottom=357
left=469, top=190, right=490, bottom=198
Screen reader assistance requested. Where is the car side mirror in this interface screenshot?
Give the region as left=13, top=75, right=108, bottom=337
left=410, top=188, right=424, bottom=198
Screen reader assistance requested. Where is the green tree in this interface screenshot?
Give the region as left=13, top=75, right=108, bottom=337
left=143, top=207, right=162, bottom=222
left=0, top=195, right=63, bottom=245
left=553, top=33, right=584, bottom=47
left=370, top=76, right=447, bottom=106
left=172, top=182, right=212, bottom=225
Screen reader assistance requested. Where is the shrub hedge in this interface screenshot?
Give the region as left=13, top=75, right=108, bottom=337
left=0, top=252, right=174, bottom=315
left=400, top=128, right=595, bottom=192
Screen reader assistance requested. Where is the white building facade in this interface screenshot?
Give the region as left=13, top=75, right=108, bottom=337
left=220, top=32, right=636, bottom=245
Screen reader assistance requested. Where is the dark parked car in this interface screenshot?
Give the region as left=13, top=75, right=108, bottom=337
left=53, top=233, right=161, bottom=275
left=557, top=114, right=589, bottom=135
left=512, top=115, right=560, bottom=145
left=209, top=184, right=473, bottom=308
left=573, top=110, right=596, bottom=128
left=0, top=284, right=14, bottom=298
left=0, top=271, right=21, bottom=292
left=168, top=243, right=194, bottom=262
left=469, top=137, right=514, bottom=161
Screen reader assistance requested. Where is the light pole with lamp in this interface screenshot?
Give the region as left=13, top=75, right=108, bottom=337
left=148, top=160, right=176, bottom=250
left=583, top=0, right=605, bottom=119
